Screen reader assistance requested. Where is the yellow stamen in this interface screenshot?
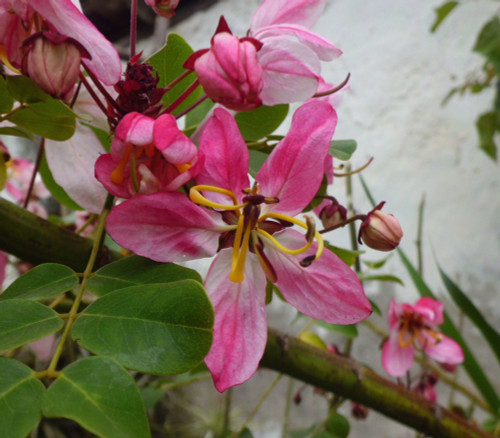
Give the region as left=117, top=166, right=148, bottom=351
left=0, top=46, right=21, bottom=74
left=258, top=212, right=325, bottom=260
left=190, top=185, right=245, bottom=211
left=398, top=318, right=414, bottom=347
left=175, top=162, right=192, bottom=174
left=229, top=216, right=252, bottom=283
left=110, top=144, right=133, bottom=184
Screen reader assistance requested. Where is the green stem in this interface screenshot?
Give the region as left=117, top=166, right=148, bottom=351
left=261, top=328, right=494, bottom=438
left=46, top=194, right=114, bottom=377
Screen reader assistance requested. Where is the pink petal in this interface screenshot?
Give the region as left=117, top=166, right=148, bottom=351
left=30, top=0, right=121, bottom=85
left=0, top=251, right=7, bottom=287
left=154, top=114, right=197, bottom=164
left=117, top=112, right=154, bottom=147
left=197, top=108, right=250, bottom=204
left=45, top=123, right=107, bottom=213
left=94, top=153, right=134, bottom=199
left=204, top=250, right=268, bottom=392
left=422, top=334, right=464, bottom=365
left=257, top=100, right=337, bottom=217
left=258, top=36, right=321, bottom=106
left=382, top=333, right=415, bottom=377
left=255, top=24, right=342, bottom=61
left=414, top=297, right=444, bottom=326
left=162, top=153, right=205, bottom=192
left=251, top=0, right=326, bottom=30
left=264, top=229, right=372, bottom=324
left=106, top=192, right=225, bottom=263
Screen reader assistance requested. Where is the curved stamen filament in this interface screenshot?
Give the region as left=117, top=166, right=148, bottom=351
left=398, top=318, right=414, bottom=347
left=258, top=212, right=324, bottom=260
left=111, top=144, right=133, bottom=184
left=190, top=185, right=245, bottom=211
left=229, top=214, right=252, bottom=283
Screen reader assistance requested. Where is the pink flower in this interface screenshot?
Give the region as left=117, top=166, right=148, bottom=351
left=249, top=0, right=342, bottom=105
left=95, top=112, right=204, bottom=198
left=382, top=297, right=464, bottom=377
left=144, top=0, right=179, bottom=18
left=106, top=100, right=372, bottom=391
left=184, top=17, right=264, bottom=111
left=0, top=0, right=121, bottom=85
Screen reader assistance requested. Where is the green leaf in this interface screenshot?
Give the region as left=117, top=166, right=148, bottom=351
left=8, top=99, right=76, bottom=141
left=325, top=412, right=350, bottom=438
left=148, top=34, right=203, bottom=115
left=288, top=424, right=317, bottom=438
left=0, top=299, right=63, bottom=350
left=329, top=140, right=357, bottom=161
left=398, top=249, right=500, bottom=411
left=140, top=386, right=165, bottom=412
left=359, top=274, right=404, bottom=286
left=325, top=243, right=364, bottom=267
left=72, top=281, right=214, bottom=374
left=362, top=256, right=391, bottom=270
left=39, top=154, right=83, bottom=210
left=6, top=75, right=50, bottom=104
left=369, top=299, right=382, bottom=317
left=43, top=356, right=151, bottom=438
left=184, top=98, right=214, bottom=133
left=0, top=75, right=14, bottom=113
left=1, top=263, right=78, bottom=301
left=86, top=255, right=202, bottom=296
left=249, top=149, right=269, bottom=178
left=0, top=358, right=45, bottom=438
left=317, top=321, right=358, bottom=339
left=474, top=17, right=500, bottom=73
left=0, top=125, right=34, bottom=139
left=235, top=104, right=289, bottom=141
left=438, top=265, right=500, bottom=367
left=476, top=111, right=498, bottom=161
left=430, top=1, right=459, bottom=33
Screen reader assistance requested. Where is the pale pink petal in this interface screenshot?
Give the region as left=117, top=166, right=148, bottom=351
left=204, top=250, right=268, bottom=392
left=258, top=36, right=320, bottom=106
left=257, top=100, right=336, bottom=216
left=255, top=24, right=341, bottom=61
left=323, top=154, right=334, bottom=185
left=45, top=123, right=107, bottom=213
left=197, top=108, right=250, bottom=204
left=264, top=229, right=371, bottom=324
left=251, top=0, right=326, bottom=30
left=29, top=334, right=57, bottom=362
left=382, top=334, right=415, bottom=377
left=30, top=0, right=122, bottom=85
left=154, top=114, right=197, bottom=164
left=422, top=334, right=464, bottom=365
left=106, top=192, right=225, bottom=263
left=414, top=297, right=444, bottom=326
left=120, top=113, right=154, bottom=147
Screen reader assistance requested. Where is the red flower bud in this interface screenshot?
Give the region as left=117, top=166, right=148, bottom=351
left=319, top=198, right=347, bottom=230
left=351, top=402, right=369, bottom=420
left=22, top=31, right=90, bottom=102
left=144, top=0, right=179, bottom=18
left=358, top=202, right=403, bottom=251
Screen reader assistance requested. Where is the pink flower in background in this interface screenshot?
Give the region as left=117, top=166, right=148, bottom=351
left=0, top=0, right=121, bottom=85
left=95, top=112, right=204, bottom=198
left=106, top=101, right=372, bottom=391
left=382, top=297, right=464, bottom=377
left=144, top=0, right=179, bottom=18
left=249, top=0, right=342, bottom=105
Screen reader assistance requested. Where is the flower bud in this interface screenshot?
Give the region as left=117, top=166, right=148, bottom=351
left=144, top=0, right=179, bottom=18
left=22, top=31, right=90, bottom=102
left=351, top=403, right=369, bottom=420
left=185, top=17, right=264, bottom=111
left=319, top=197, right=347, bottom=230
left=358, top=202, right=403, bottom=251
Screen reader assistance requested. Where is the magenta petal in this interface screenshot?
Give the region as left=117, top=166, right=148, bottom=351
left=251, top=0, right=326, bottom=30
left=204, top=250, right=268, bottom=392
left=257, top=100, right=336, bottom=216
left=106, top=192, right=225, bottom=262
left=265, top=229, right=371, bottom=324
left=382, top=334, right=415, bottom=377
left=197, top=108, right=250, bottom=203
left=30, top=0, right=121, bottom=85
left=414, top=297, right=444, bottom=326
left=95, top=154, right=133, bottom=199
left=422, top=334, right=464, bottom=365
left=154, top=114, right=197, bottom=164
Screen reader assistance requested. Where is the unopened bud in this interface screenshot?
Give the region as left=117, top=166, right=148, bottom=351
left=319, top=197, right=347, bottom=229
left=358, top=202, right=403, bottom=251
left=351, top=402, right=369, bottom=420
left=144, top=0, right=179, bottom=18
left=22, top=31, right=90, bottom=102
